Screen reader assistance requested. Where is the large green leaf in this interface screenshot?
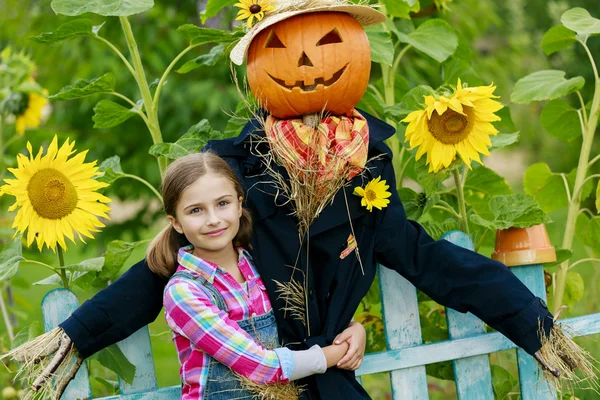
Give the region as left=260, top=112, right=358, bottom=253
left=98, top=156, right=125, bottom=185
left=442, top=57, right=483, bottom=87
left=414, top=157, right=450, bottom=195
left=464, top=166, right=512, bottom=220
left=386, top=85, right=436, bottom=119
left=0, top=238, right=23, bottom=281
left=524, top=163, right=566, bottom=213
left=177, top=44, right=226, bottom=74
left=59, top=257, right=105, bottom=272
left=93, top=100, right=137, bottom=129
left=150, top=120, right=221, bottom=160
left=177, top=25, right=243, bottom=46
left=92, top=344, right=136, bottom=384
left=399, top=188, right=439, bottom=221
left=397, top=19, right=458, bottom=63
left=545, top=248, right=574, bottom=268
left=541, top=25, right=577, bottom=55
left=100, top=240, right=147, bottom=280
left=576, top=214, right=600, bottom=253
left=491, top=365, right=518, bottom=400
left=29, top=19, right=99, bottom=44
left=50, top=73, right=115, bottom=100
left=420, top=220, right=461, bottom=240
left=51, top=0, right=154, bottom=16
left=563, top=271, right=585, bottom=306
left=540, top=99, right=581, bottom=142
left=561, top=8, right=600, bottom=41
left=490, top=133, right=520, bottom=150
left=380, top=0, right=420, bottom=19
left=470, top=194, right=551, bottom=230
left=365, top=26, right=394, bottom=67
left=511, top=70, right=585, bottom=104
left=33, top=274, right=62, bottom=286
left=200, top=0, right=237, bottom=23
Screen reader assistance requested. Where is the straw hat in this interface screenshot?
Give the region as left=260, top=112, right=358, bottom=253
left=230, top=0, right=386, bottom=65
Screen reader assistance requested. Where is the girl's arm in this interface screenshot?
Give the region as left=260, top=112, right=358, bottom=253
left=164, top=280, right=330, bottom=384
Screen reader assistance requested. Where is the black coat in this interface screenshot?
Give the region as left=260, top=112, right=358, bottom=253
left=60, top=110, right=553, bottom=399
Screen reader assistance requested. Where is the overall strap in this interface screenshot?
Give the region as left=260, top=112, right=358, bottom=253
left=170, top=271, right=229, bottom=313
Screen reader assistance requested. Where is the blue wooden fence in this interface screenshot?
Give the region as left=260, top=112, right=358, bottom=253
left=40, top=231, right=600, bottom=399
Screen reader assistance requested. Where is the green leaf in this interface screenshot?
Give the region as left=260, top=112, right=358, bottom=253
left=33, top=274, right=62, bottom=286
left=387, top=85, right=436, bottom=119
left=397, top=19, right=458, bottom=63
left=200, top=0, right=237, bottom=23
left=464, top=166, right=512, bottom=220
left=51, top=0, right=154, bottom=16
left=59, top=257, right=105, bottom=272
left=177, top=44, right=226, bottom=74
left=94, top=377, right=119, bottom=395
left=490, top=132, right=520, bottom=150
left=511, top=70, right=585, bottom=104
left=561, top=8, right=600, bottom=40
left=29, top=19, right=97, bottom=44
left=0, top=238, right=23, bottom=281
left=541, top=25, right=577, bottom=55
left=177, top=25, right=243, bottom=46
left=365, top=26, right=394, bottom=67
left=491, top=365, right=518, bottom=400
left=414, top=157, right=451, bottom=195
left=596, top=180, right=600, bottom=214
left=420, top=220, right=460, bottom=240
left=540, top=99, right=581, bottom=142
left=49, top=73, right=115, bottom=100
left=563, top=271, right=585, bottom=306
left=381, top=0, right=420, bottom=19
left=12, top=321, right=42, bottom=349
left=149, top=120, right=221, bottom=160
left=545, top=248, right=574, bottom=268
left=92, top=344, right=136, bottom=384
left=576, top=214, right=600, bottom=252
left=98, top=156, right=125, bottom=185
left=93, top=100, right=137, bottom=129
left=100, top=240, right=146, bottom=280
left=399, top=188, right=439, bottom=221
left=524, top=163, right=553, bottom=196
left=524, top=163, right=568, bottom=213
left=470, top=194, right=552, bottom=230
left=441, top=57, right=483, bottom=87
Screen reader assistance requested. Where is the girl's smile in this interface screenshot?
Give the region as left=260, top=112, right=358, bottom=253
left=204, top=227, right=228, bottom=237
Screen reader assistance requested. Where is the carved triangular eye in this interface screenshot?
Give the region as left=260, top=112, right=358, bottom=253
left=316, top=29, right=343, bottom=46
left=265, top=31, right=286, bottom=48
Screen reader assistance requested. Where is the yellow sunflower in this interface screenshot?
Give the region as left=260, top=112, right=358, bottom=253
left=14, top=91, right=49, bottom=135
left=235, top=0, right=275, bottom=28
left=353, top=176, right=391, bottom=212
left=402, top=78, right=503, bottom=173
left=0, top=136, right=111, bottom=251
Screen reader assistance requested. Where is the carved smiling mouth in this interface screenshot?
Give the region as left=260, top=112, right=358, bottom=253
left=267, top=64, right=348, bottom=92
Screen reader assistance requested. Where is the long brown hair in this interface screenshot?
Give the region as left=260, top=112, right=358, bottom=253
left=147, top=152, right=252, bottom=279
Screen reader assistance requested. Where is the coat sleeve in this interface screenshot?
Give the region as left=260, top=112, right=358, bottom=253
left=373, top=160, right=553, bottom=355
left=59, top=259, right=166, bottom=359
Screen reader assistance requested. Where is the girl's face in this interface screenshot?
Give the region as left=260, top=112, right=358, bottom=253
left=169, top=172, right=243, bottom=258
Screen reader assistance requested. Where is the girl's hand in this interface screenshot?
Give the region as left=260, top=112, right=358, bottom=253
left=334, top=321, right=366, bottom=371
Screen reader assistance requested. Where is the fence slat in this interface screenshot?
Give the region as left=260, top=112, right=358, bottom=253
left=117, top=326, right=159, bottom=394
left=442, top=231, right=495, bottom=400
left=512, top=265, right=557, bottom=400
left=99, top=386, right=181, bottom=400
left=379, top=266, right=429, bottom=399
left=42, top=289, right=92, bottom=400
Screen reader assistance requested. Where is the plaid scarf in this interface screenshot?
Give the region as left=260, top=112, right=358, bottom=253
left=265, top=109, right=369, bottom=185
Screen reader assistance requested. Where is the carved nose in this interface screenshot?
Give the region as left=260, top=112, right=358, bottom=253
left=298, top=52, right=314, bottom=67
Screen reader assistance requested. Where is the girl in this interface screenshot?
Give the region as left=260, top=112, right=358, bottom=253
left=147, top=152, right=365, bottom=399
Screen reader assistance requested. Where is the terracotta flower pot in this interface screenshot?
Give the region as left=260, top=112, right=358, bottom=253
left=492, top=224, right=557, bottom=267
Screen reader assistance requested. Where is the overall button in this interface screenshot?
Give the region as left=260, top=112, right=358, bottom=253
left=539, top=298, right=547, bottom=309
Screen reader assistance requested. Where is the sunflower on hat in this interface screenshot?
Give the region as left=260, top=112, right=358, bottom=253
left=235, top=0, right=276, bottom=28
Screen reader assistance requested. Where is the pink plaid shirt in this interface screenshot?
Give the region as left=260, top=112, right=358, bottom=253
left=163, top=246, right=294, bottom=399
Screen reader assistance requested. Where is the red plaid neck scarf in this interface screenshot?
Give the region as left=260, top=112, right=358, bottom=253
left=265, top=109, right=370, bottom=184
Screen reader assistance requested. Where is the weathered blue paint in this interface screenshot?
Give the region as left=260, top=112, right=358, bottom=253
left=378, top=267, right=429, bottom=399
left=442, top=231, right=494, bottom=400
left=512, top=265, right=557, bottom=400
left=117, top=326, right=158, bottom=394
left=99, top=386, right=181, bottom=400
left=42, top=289, right=92, bottom=400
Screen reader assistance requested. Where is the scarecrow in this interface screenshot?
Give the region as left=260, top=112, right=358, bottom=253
left=4, top=1, right=596, bottom=399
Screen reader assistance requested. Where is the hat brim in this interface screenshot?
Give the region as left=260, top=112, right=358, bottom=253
left=230, top=5, right=386, bottom=65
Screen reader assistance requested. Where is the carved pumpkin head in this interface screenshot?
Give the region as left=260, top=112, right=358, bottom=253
left=246, top=12, right=371, bottom=119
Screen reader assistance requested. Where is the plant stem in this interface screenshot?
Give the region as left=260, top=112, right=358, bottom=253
left=153, top=45, right=197, bottom=109
left=119, top=16, right=167, bottom=177
left=576, top=90, right=588, bottom=126
left=22, top=259, right=58, bottom=273
left=553, top=78, right=600, bottom=314
left=122, top=173, right=163, bottom=202
left=95, top=36, right=137, bottom=78
left=432, top=205, right=461, bottom=219
left=0, top=287, right=14, bottom=343
left=453, top=168, right=469, bottom=234
left=589, top=154, right=600, bottom=168
left=57, top=246, right=69, bottom=289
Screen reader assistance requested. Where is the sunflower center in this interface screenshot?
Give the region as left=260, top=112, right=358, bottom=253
left=427, top=106, right=475, bottom=145
left=365, top=189, right=377, bottom=201
left=28, top=168, right=78, bottom=219
left=249, top=4, right=262, bottom=13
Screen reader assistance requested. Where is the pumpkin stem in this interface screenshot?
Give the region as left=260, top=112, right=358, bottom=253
left=302, top=113, right=320, bottom=130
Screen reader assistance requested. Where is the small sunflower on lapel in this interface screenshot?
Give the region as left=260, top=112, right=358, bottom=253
left=353, top=176, right=391, bottom=212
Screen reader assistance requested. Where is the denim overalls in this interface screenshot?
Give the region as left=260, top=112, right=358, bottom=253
left=171, top=270, right=280, bottom=400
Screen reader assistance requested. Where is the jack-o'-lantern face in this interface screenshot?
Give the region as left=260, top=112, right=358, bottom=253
left=247, top=12, right=371, bottom=119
